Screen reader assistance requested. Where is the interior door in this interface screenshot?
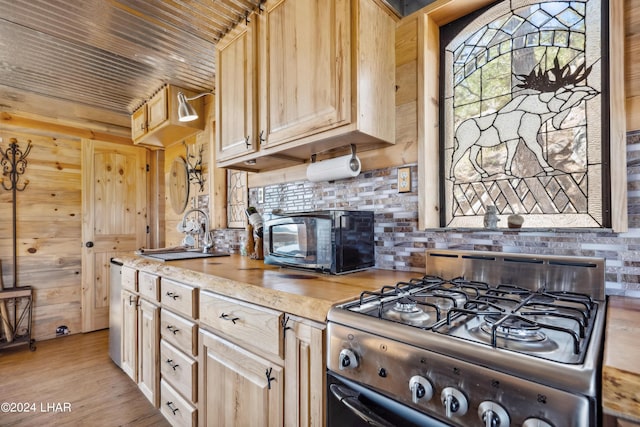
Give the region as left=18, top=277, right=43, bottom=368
left=82, top=140, right=147, bottom=332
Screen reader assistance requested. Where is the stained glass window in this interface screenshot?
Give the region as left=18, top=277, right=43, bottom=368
left=442, top=0, right=607, bottom=228
left=227, top=170, right=247, bottom=228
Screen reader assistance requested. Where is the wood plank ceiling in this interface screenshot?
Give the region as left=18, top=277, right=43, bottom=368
left=0, top=0, right=261, bottom=133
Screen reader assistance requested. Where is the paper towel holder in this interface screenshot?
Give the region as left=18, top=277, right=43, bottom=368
left=310, top=144, right=358, bottom=170
left=307, top=144, right=361, bottom=182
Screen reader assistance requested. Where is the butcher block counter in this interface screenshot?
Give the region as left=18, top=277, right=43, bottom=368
left=602, top=296, right=640, bottom=425
left=116, top=254, right=418, bottom=323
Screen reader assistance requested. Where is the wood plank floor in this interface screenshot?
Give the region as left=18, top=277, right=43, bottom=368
left=0, top=330, right=170, bottom=427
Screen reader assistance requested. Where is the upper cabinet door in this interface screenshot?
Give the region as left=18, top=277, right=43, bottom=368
left=147, top=87, right=168, bottom=132
left=258, top=0, right=351, bottom=149
left=131, top=105, right=147, bottom=142
left=216, top=17, right=258, bottom=162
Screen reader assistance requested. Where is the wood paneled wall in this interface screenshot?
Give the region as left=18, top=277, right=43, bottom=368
left=163, top=96, right=219, bottom=247
left=0, top=130, right=82, bottom=341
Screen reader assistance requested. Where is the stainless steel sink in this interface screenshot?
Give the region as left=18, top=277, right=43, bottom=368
left=138, top=248, right=230, bottom=262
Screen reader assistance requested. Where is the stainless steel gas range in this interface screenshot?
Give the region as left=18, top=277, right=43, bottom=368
left=326, top=250, right=606, bottom=427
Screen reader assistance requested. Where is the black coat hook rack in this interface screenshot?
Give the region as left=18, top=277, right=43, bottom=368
left=0, top=138, right=32, bottom=288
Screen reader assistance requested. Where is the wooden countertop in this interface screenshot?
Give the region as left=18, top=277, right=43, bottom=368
left=602, top=296, right=640, bottom=422
left=117, top=254, right=419, bottom=323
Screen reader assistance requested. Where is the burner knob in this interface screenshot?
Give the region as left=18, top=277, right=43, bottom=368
left=338, top=348, right=359, bottom=370
left=478, top=401, right=510, bottom=427
left=522, top=418, right=553, bottom=427
left=441, top=387, right=468, bottom=419
left=408, top=375, right=433, bottom=404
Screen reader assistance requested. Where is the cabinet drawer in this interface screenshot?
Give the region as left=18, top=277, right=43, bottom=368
left=161, top=278, right=198, bottom=319
left=161, top=310, right=197, bottom=357
left=199, top=291, right=283, bottom=358
left=160, top=379, right=197, bottom=427
left=161, top=340, right=197, bottom=403
left=139, top=272, right=160, bottom=302
left=121, top=266, right=137, bottom=292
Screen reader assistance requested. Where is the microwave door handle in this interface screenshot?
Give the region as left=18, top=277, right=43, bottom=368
left=329, top=384, right=396, bottom=427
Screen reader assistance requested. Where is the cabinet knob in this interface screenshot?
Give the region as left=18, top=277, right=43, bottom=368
left=85, top=241, right=94, bottom=248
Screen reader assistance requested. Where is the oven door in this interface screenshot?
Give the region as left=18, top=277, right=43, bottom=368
left=327, top=372, right=448, bottom=427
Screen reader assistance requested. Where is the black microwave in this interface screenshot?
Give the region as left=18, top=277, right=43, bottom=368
left=264, top=210, right=375, bottom=274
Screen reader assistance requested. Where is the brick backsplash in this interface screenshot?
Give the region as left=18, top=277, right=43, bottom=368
left=214, top=131, right=640, bottom=297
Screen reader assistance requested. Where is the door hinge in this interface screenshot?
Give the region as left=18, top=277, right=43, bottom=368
left=146, top=164, right=150, bottom=172
left=146, top=225, right=150, bottom=234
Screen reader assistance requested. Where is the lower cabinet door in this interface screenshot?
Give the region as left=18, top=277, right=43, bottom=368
left=198, top=328, right=284, bottom=427
left=138, top=299, right=160, bottom=407
left=121, top=290, right=138, bottom=381
left=161, top=379, right=197, bottom=427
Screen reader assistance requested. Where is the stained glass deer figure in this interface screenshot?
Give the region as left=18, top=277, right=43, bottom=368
left=449, top=58, right=598, bottom=181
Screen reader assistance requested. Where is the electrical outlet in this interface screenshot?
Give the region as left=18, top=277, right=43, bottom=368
left=398, top=167, right=411, bottom=193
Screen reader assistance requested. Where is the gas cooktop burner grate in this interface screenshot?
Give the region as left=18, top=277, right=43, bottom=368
left=480, top=314, right=547, bottom=342
left=346, top=274, right=598, bottom=361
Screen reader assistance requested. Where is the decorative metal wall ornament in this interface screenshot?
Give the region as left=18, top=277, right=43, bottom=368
left=184, top=141, right=205, bottom=193
left=441, top=0, right=607, bottom=228
left=0, top=138, right=32, bottom=288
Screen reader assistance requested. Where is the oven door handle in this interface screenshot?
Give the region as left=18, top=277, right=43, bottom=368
left=330, top=384, right=396, bottom=427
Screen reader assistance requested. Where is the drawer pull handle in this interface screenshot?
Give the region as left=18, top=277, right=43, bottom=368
left=219, top=313, right=239, bottom=324
left=166, top=358, right=180, bottom=370
left=166, top=401, right=179, bottom=415
left=166, top=291, right=180, bottom=300
left=166, top=325, right=180, bottom=334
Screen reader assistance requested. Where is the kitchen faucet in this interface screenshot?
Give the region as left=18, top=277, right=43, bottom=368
left=180, top=208, right=213, bottom=252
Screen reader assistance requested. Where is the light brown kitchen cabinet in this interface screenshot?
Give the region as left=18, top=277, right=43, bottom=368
left=199, top=291, right=283, bottom=358
left=198, top=328, right=284, bottom=427
left=147, top=88, right=168, bottom=132
left=138, top=298, right=160, bottom=407
left=131, top=106, right=147, bottom=141
left=215, top=14, right=258, bottom=162
left=121, top=270, right=199, bottom=426
left=161, top=379, right=198, bottom=427
left=161, top=339, right=197, bottom=403
left=215, top=0, right=397, bottom=172
left=159, top=277, right=199, bottom=427
left=284, top=316, right=326, bottom=427
left=199, top=290, right=325, bottom=427
left=121, top=267, right=326, bottom=427
left=131, top=84, right=205, bottom=149
left=121, top=289, right=138, bottom=382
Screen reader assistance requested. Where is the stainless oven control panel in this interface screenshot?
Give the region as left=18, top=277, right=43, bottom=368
left=327, top=322, right=592, bottom=427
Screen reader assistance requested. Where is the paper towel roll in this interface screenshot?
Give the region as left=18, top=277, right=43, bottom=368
left=306, top=154, right=361, bottom=182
